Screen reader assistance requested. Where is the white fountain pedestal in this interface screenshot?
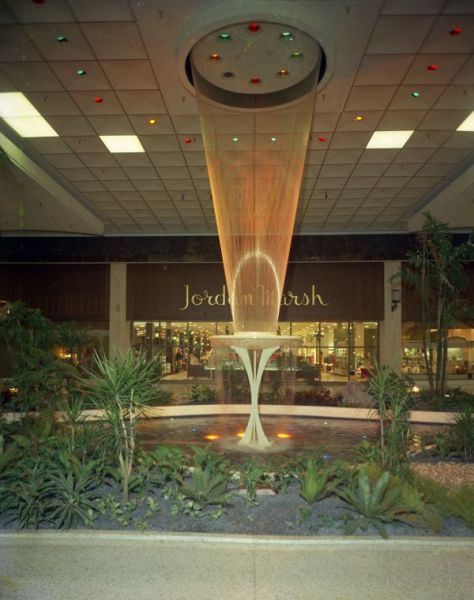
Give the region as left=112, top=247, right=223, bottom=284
left=211, top=333, right=301, bottom=451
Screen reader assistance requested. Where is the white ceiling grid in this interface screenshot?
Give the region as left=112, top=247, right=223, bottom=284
left=0, top=0, right=472, bottom=235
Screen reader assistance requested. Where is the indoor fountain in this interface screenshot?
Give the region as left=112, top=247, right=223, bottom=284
left=190, top=21, right=323, bottom=449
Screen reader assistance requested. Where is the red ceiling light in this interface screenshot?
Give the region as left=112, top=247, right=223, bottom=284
left=450, top=26, right=462, bottom=36
left=248, top=22, right=261, bottom=33
left=427, top=64, right=439, bottom=71
left=318, top=136, right=327, bottom=142
left=184, top=138, right=193, bottom=144
left=250, top=77, right=262, bottom=85
left=94, top=96, right=103, bottom=103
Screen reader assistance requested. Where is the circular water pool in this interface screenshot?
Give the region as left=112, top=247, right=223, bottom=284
left=137, top=416, right=446, bottom=459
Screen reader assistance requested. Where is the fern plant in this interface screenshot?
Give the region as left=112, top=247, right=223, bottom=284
left=338, top=468, right=415, bottom=538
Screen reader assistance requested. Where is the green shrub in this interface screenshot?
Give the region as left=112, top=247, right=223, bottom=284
left=298, top=460, right=338, bottom=505
left=450, top=486, right=474, bottom=529
left=179, top=465, right=230, bottom=507
left=189, top=384, right=216, bottom=403
left=452, top=404, right=474, bottom=460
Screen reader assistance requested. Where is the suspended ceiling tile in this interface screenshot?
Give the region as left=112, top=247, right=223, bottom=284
left=311, top=189, right=341, bottom=199
left=406, top=176, right=443, bottom=188
left=57, top=167, right=94, bottom=181
left=302, top=165, right=321, bottom=178
left=434, top=85, right=474, bottom=109
left=388, top=84, right=446, bottom=109
left=187, top=166, right=209, bottom=179
left=69, top=90, right=124, bottom=114
left=122, top=167, right=158, bottom=180
left=50, top=61, right=111, bottom=90
left=420, top=15, right=474, bottom=54
left=377, top=109, right=427, bottom=129
left=324, top=149, right=363, bottom=164
left=0, top=25, right=43, bottom=61
left=23, top=91, right=79, bottom=116
left=311, top=113, right=340, bottom=131
left=100, top=60, right=158, bottom=90
left=129, top=114, right=174, bottom=135
left=345, top=86, right=397, bottom=110
left=64, top=135, right=107, bottom=153
left=366, top=15, right=435, bottom=54
left=5, top=0, right=74, bottom=23
left=397, top=187, right=429, bottom=198
left=26, top=138, right=72, bottom=153
left=81, top=23, right=147, bottom=60
left=0, top=61, right=63, bottom=91
left=404, top=130, right=451, bottom=147
left=339, top=189, right=371, bottom=199
left=429, top=147, right=473, bottom=162
left=87, top=114, right=134, bottom=135
left=90, top=167, right=128, bottom=180
left=417, top=163, right=456, bottom=176
left=319, top=164, right=354, bottom=178
left=171, top=115, right=202, bottom=134
left=46, top=115, right=95, bottom=135
left=453, top=56, right=474, bottom=83
left=74, top=180, right=107, bottom=192
left=443, top=0, right=474, bottom=13
left=368, top=188, right=398, bottom=198
left=355, top=55, right=414, bottom=85
left=346, top=176, right=380, bottom=188
left=23, top=23, right=95, bottom=61
left=0, top=70, right=15, bottom=91
left=384, top=163, right=422, bottom=176
left=67, top=0, right=134, bottom=22
left=133, top=181, right=166, bottom=192
left=113, top=153, right=152, bottom=168
left=330, top=132, right=372, bottom=149
left=418, top=109, right=471, bottom=129
left=352, top=163, right=387, bottom=177
left=115, top=89, right=166, bottom=114
left=140, top=135, right=181, bottom=152
left=163, top=179, right=194, bottom=191
left=376, top=175, right=411, bottom=188
left=359, top=149, right=399, bottom=163
left=77, top=153, right=118, bottom=168
left=149, top=152, right=186, bottom=167
left=314, top=177, right=347, bottom=189
left=103, top=180, right=135, bottom=192
left=45, top=153, right=84, bottom=168
left=168, top=191, right=198, bottom=201
left=381, top=1, right=444, bottom=15
left=442, top=132, right=474, bottom=148
left=336, top=110, right=383, bottom=131
left=403, top=54, right=469, bottom=84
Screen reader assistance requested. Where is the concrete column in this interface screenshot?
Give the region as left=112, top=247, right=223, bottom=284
left=109, top=263, right=130, bottom=355
left=379, top=260, right=402, bottom=374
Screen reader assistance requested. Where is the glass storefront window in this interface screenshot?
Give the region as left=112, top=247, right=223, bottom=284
left=132, top=320, right=379, bottom=382
left=401, top=322, right=474, bottom=376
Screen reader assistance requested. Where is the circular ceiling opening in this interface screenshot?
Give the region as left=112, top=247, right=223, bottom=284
left=186, top=21, right=325, bottom=109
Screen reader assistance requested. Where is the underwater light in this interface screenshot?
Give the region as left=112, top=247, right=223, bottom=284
left=248, top=22, right=261, bottom=33
left=277, top=433, right=291, bottom=439
left=204, top=434, right=219, bottom=441
left=236, top=432, right=245, bottom=438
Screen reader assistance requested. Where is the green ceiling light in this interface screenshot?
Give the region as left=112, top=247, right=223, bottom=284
left=56, top=35, right=68, bottom=43
left=290, top=51, right=303, bottom=59
left=280, top=31, right=294, bottom=41
left=218, top=32, right=231, bottom=42
left=76, top=68, right=87, bottom=76
left=411, top=91, right=420, bottom=98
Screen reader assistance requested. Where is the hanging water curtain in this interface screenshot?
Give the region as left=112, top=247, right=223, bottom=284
left=190, top=22, right=323, bottom=448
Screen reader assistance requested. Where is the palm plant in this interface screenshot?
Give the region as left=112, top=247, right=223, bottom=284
left=78, top=348, right=160, bottom=502
left=452, top=404, right=474, bottom=461
left=367, top=364, right=412, bottom=475
left=338, top=469, right=415, bottom=539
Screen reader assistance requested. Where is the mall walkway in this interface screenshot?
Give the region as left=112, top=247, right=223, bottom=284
left=0, top=531, right=473, bottom=600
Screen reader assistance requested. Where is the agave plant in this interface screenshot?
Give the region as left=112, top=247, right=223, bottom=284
left=179, top=464, right=230, bottom=507
left=338, top=468, right=415, bottom=539
left=48, top=453, right=101, bottom=529
left=298, top=460, right=338, bottom=505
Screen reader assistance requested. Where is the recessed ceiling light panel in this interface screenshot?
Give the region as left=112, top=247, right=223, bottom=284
left=456, top=110, right=474, bottom=132
left=366, top=130, right=414, bottom=149
left=100, top=135, right=145, bottom=153
left=0, top=92, right=58, bottom=137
